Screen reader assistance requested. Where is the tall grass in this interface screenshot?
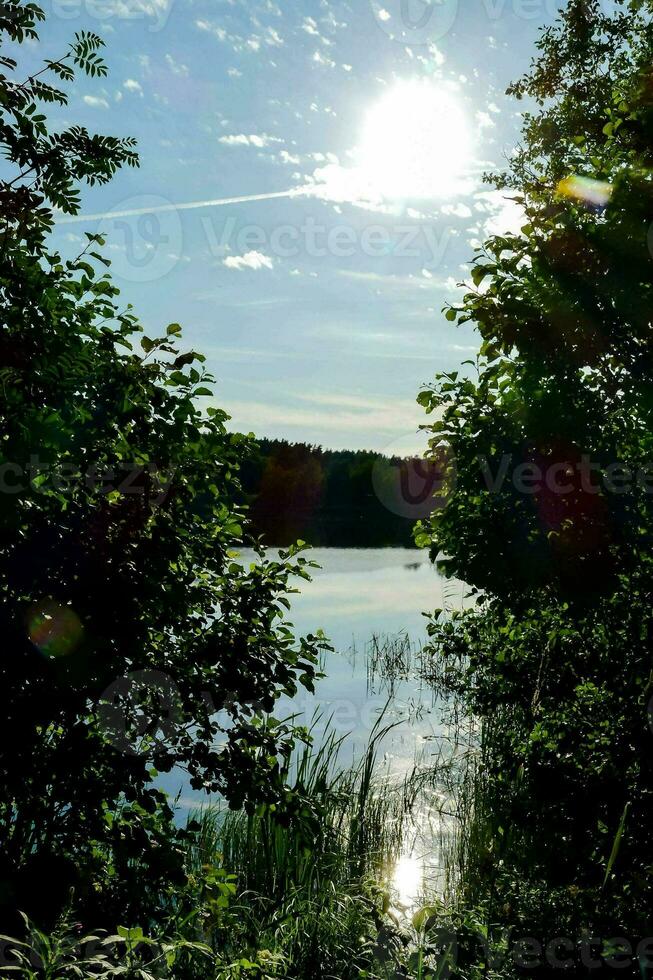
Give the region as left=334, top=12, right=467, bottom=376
left=0, top=701, right=465, bottom=979
left=186, top=713, right=420, bottom=978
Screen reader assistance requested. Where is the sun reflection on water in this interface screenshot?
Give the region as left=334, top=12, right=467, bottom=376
left=392, top=853, right=423, bottom=911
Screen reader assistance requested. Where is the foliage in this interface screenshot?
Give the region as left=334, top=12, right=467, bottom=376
left=418, top=0, right=653, bottom=963
left=0, top=911, right=211, bottom=980
left=0, top=722, right=449, bottom=980
left=0, top=0, right=326, bottom=931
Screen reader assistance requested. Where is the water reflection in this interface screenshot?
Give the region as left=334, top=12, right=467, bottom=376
left=160, top=548, right=470, bottom=856
left=392, top=853, right=423, bottom=910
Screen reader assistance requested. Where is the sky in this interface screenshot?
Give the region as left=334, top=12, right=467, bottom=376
left=30, top=0, right=562, bottom=451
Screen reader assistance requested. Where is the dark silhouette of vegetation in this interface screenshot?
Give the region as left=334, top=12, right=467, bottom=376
left=240, top=439, right=418, bottom=548
left=0, top=0, right=325, bottom=935
left=420, top=0, right=653, bottom=970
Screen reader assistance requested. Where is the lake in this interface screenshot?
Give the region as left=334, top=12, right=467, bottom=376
left=160, top=547, right=466, bottom=809
left=158, top=548, right=468, bottom=901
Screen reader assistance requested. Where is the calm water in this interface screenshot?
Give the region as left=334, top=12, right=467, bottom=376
left=156, top=547, right=468, bottom=905
left=162, top=547, right=466, bottom=810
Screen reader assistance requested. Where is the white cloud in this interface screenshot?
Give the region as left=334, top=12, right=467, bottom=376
left=81, top=0, right=171, bottom=30
left=476, top=110, right=495, bottom=130
left=165, top=53, right=189, bottom=76
left=219, top=133, right=282, bottom=148
left=195, top=19, right=267, bottom=54
left=441, top=202, right=472, bottom=218
left=223, top=251, right=274, bottom=271
left=279, top=149, right=301, bottom=165
left=227, top=67, right=242, bottom=77
left=476, top=189, right=526, bottom=237
left=83, top=95, right=109, bottom=109
left=312, top=50, right=336, bottom=68
left=321, top=8, right=347, bottom=31
left=123, top=78, right=142, bottom=94
left=301, top=16, right=320, bottom=35
left=195, top=19, right=226, bottom=39
left=221, top=392, right=421, bottom=437
left=265, top=27, right=284, bottom=46
left=415, top=42, right=445, bottom=68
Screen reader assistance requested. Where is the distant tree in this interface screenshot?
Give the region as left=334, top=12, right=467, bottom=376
left=240, top=439, right=422, bottom=548
left=420, top=0, right=653, bottom=952
left=0, top=1, right=324, bottom=929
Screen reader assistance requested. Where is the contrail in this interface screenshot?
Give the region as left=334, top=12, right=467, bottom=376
left=56, top=187, right=313, bottom=224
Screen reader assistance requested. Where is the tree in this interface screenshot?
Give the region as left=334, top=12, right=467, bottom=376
left=0, top=1, right=325, bottom=930
left=419, top=0, right=653, bottom=958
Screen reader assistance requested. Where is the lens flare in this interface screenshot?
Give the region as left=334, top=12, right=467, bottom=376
left=27, top=600, right=83, bottom=658
left=557, top=175, right=612, bottom=210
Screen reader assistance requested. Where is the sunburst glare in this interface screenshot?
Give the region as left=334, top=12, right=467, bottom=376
left=356, top=79, right=473, bottom=201
left=392, top=853, right=423, bottom=910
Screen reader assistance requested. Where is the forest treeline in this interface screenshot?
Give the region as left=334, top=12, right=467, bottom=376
left=239, top=438, right=417, bottom=548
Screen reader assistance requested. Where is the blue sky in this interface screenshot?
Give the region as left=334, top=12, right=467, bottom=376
left=33, top=0, right=560, bottom=450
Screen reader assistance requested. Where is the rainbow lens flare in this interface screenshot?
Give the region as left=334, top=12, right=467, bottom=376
left=27, top=600, right=84, bottom=658
left=557, top=175, right=612, bottom=210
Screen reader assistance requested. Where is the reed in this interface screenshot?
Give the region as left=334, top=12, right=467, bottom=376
left=186, top=712, right=419, bottom=978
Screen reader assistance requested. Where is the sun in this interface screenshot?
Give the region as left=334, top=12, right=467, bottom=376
left=356, top=79, right=473, bottom=201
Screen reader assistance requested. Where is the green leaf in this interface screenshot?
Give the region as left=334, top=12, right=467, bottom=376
left=602, top=802, right=630, bottom=889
